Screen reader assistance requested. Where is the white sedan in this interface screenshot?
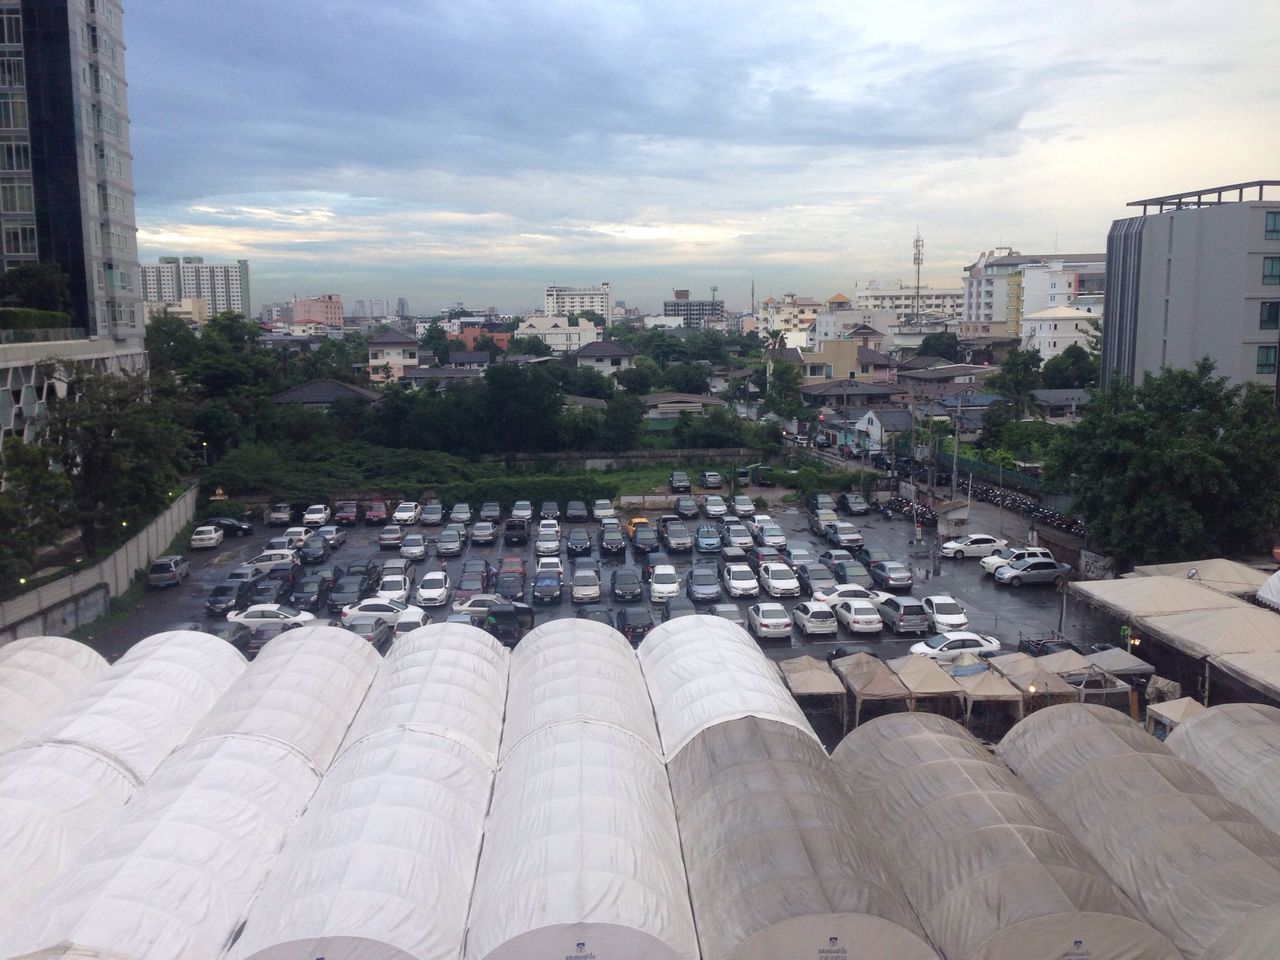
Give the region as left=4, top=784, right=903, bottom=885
left=812, top=583, right=882, bottom=606
left=649, top=565, right=681, bottom=602
left=189, top=525, right=224, bottom=549
left=922, top=595, right=969, bottom=630
left=415, top=570, right=450, bottom=607
left=341, top=598, right=424, bottom=626
left=226, top=604, right=316, bottom=628
left=792, top=601, right=839, bottom=637
left=759, top=562, right=801, bottom=598
left=375, top=575, right=411, bottom=603
left=831, top=598, right=884, bottom=633
left=392, top=501, right=421, bottom=525
left=909, top=631, right=1002, bottom=662
left=302, top=504, right=331, bottom=526
left=940, top=534, right=1009, bottom=559
left=747, top=602, right=792, bottom=639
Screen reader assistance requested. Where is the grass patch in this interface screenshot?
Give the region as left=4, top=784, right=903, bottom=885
left=69, top=577, right=146, bottom=642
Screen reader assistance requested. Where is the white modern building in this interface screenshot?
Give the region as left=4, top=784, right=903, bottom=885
left=516, top=315, right=603, bottom=354
left=1020, top=305, right=1097, bottom=360
left=544, top=282, right=612, bottom=319
left=855, top=284, right=963, bottom=322
left=961, top=250, right=1105, bottom=338
left=141, top=256, right=251, bottom=318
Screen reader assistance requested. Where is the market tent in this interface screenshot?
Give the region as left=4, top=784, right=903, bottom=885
left=1260, top=570, right=1280, bottom=612
left=501, top=618, right=660, bottom=759
left=1004, top=666, right=1078, bottom=708
left=465, top=721, right=697, bottom=960
left=226, top=625, right=509, bottom=960
left=1070, top=575, right=1241, bottom=620
left=1144, top=696, right=1206, bottom=735
left=987, top=652, right=1035, bottom=676
left=0, top=630, right=245, bottom=937
left=1129, top=558, right=1271, bottom=597
left=833, top=654, right=909, bottom=727
left=1061, top=665, right=1134, bottom=710
left=1086, top=647, right=1155, bottom=678
left=1211, top=652, right=1280, bottom=702
left=1034, top=649, right=1092, bottom=675
left=832, top=714, right=1181, bottom=960
left=998, top=703, right=1280, bottom=960
left=669, top=715, right=938, bottom=960
left=638, top=615, right=816, bottom=758
left=955, top=670, right=1023, bottom=724
left=778, top=656, right=847, bottom=731
left=945, top=652, right=989, bottom=677
left=886, top=655, right=964, bottom=713
left=0, top=636, right=106, bottom=752
left=1135, top=606, right=1280, bottom=659
left=1167, top=703, right=1280, bottom=835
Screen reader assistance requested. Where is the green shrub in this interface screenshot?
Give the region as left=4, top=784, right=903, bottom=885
left=0, top=307, right=76, bottom=331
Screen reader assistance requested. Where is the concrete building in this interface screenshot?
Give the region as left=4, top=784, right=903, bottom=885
left=760, top=293, right=823, bottom=339
left=1101, top=180, right=1280, bottom=397
left=515, top=315, right=602, bottom=354
left=291, top=294, right=343, bottom=329
left=0, top=0, right=143, bottom=359
left=366, top=329, right=419, bottom=383
left=961, top=250, right=1105, bottom=338
left=140, top=256, right=250, bottom=317
left=544, top=282, right=611, bottom=319
left=573, top=340, right=638, bottom=377
left=854, top=284, right=963, bottom=323
left=662, top=290, right=725, bottom=330
left=1020, top=305, right=1097, bottom=361
left=141, top=298, right=208, bottom=329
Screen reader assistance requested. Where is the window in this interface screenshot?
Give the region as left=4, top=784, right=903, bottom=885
left=0, top=15, right=21, bottom=46
left=0, top=142, right=29, bottom=171
left=3, top=224, right=35, bottom=255
left=1259, top=346, right=1278, bottom=376
left=0, top=94, right=26, bottom=128
left=0, top=56, right=22, bottom=87
left=1263, top=302, right=1280, bottom=331
left=0, top=181, right=32, bottom=212
left=1268, top=211, right=1280, bottom=241
left=1267, top=258, right=1280, bottom=286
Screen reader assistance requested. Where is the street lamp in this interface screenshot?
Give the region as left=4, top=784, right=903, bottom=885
left=201, top=441, right=209, bottom=466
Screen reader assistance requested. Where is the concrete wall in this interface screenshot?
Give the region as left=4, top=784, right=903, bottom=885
left=0, top=485, right=198, bottom=645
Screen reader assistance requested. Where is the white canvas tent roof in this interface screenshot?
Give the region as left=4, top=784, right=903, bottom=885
left=501, top=619, right=660, bottom=759
left=1129, top=558, right=1271, bottom=597
left=1136, top=606, right=1280, bottom=659
left=1004, top=666, right=1078, bottom=699
left=1260, top=570, right=1280, bottom=612
left=465, top=720, right=697, bottom=960
left=1034, top=649, right=1092, bottom=674
left=1144, top=695, right=1205, bottom=731
left=1167, top=703, right=1280, bottom=837
left=1085, top=647, right=1155, bottom=677
left=778, top=655, right=844, bottom=695
left=1070, top=575, right=1241, bottom=620
left=833, top=654, right=910, bottom=727
left=0, top=636, right=106, bottom=752
left=226, top=626, right=509, bottom=960
left=638, top=615, right=816, bottom=758
left=832, top=713, right=1180, bottom=960
left=998, top=703, right=1280, bottom=960
left=1211, top=652, right=1280, bottom=701
left=955, top=670, right=1023, bottom=723
left=886, top=655, right=965, bottom=707
left=668, top=716, right=938, bottom=960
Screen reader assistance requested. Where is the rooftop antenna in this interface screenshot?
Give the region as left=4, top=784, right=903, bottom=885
left=913, top=230, right=924, bottom=326
left=710, top=285, right=718, bottom=303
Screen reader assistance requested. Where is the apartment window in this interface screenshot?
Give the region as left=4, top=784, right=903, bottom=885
left=0, top=56, right=23, bottom=87
left=1266, top=257, right=1280, bottom=286
left=1268, top=211, right=1280, bottom=241
left=0, top=15, right=21, bottom=46
left=1263, top=302, right=1280, bottom=330
left=0, top=142, right=28, bottom=171
left=3, top=224, right=35, bottom=255
left=0, top=181, right=32, bottom=212
left=1259, top=346, right=1278, bottom=376
left=0, top=94, right=26, bottom=128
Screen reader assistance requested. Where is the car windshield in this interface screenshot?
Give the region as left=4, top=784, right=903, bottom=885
left=421, top=574, right=445, bottom=588
left=730, top=568, right=754, bottom=581
left=403, top=536, right=424, bottom=546
left=726, top=525, right=747, bottom=536
left=767, top=568, right=791, bottom=580
left=762, top=525, right=782, bottom=536
left=210, top=585, right=237, bottom=598
left=691, top=571, right=716, bottom=584
left=932, top=601, right=964, bottom=615
left=381, top=577, right=407, bottom=591
left=922, top=634, right=951, bottom=650
left=440, top=531, right=460, bottom=542
left=573, top=573, right=597, bottom=586
left=458, top=575, right=484, bottom=589
left=653, top=571, right=677, bottom=584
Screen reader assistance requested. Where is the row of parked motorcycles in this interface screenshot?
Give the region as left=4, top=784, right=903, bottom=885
left=876, top=481, right=1086, bottom=539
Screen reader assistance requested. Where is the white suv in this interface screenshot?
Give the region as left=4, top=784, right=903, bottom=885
left=980, top=546, right=1054, bottom=575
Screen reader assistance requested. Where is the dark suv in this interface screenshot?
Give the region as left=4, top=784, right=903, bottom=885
left=206, top=579, right=254, bottom=617
left=669, top=471, right=691, bottom=493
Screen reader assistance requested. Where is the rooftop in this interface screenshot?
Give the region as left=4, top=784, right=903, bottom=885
left=271, top=379, right=382, bottom=406
left=574, top=340, right=638, bottom=358
left=1127, top=179, right=1280, bottom=214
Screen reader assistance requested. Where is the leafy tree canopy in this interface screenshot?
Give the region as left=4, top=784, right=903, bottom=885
left=918, top=332, right=961, bottom=362
left=1041, top=344, right=1098, bottom=389
left=0, top=263, right=72, bottom=313
left=987, top=347, right=1043, bottom=419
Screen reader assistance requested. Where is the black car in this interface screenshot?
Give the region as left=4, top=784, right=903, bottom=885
left=853, top=545, right=891, bottom=567
left=540, top=501, right=560, bottom=520
left=480, top=601, right=535, bottom=647
left=503, top=518, right=529, bottom=546
left=599, top=525, right=627, bottom=555
left=204, top=516, right=254, bottom=537
left=611, top=567, right=644, bottom=601
left=663, top=596, right=699, bottom=621
left=565, top=501, right=590, bottom=523
left=530, top=571, right=563, bottom=604
left=479, top=501, right=503, bottom=522
left=576, top=605, right=614, bottom=625
left=202, top=620, right=253, bottom=653
left=264, top=562, right=298, bottom=591
left=328, top=573, right=372, bottom=612
left=461, top=558, right=496, bottom=591
left=673, top=496, right=700, bottom=520
left=669, top=471, right=691, bottom=493
left=640, top=550, right=672, bottom=582
left=243, top=622, right=297, bottom=660
left=566, top=528, right=593, bottom=556
left=205, top=579, right=254, bottom=617
left=496, top=571, right=526, bottom=601
left=297, top=537, right=332, bottom=565
left=345, top=615, right=394, bottom=655
left=312, top=562, right=347, bottom=589
left=616, top=606, right=656, bottom=644
left=290, top=575, right=330, bottom=613
left=837, top=492, right=872, bottom=516
left=632, top=526, right=660, bottom=554
left=249, top=577, right=293, bottom=606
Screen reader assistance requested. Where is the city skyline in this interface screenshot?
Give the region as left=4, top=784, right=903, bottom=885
left=127, top=1, right=1280, bottom=312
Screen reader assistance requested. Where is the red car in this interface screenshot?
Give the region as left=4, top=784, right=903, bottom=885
left=498, top=556, right=526, bottom=576
left=334, top=501, right=360, bottom=525
left=364, top=500, right=388, bottom=525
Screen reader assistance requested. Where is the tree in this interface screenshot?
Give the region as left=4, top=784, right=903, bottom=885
left=472, top=333, right=503, bottom=357
left=615, top=363, right=657, bottom=396
left=987, top=348, right=1043, bottom=419
left=918, top=332, right=961, bottom=362
left=662, top=362, right=710, bottom=395
left=762, top=360, right=804, bottom=419
left=602, top=394, right=645, bottom=451
left=0, top=263, right=72, bottom=312
left=978, top=399, right=1013, bottom=450
left=144, top=310, right=200, bottom=376
left=1046, top=359, right=1280, bottom=565
left=419, top=321, right=451, bottom=363
left=1041, top=344, right=1098, bottom=389
left=506, top=335, right=553, bottom=358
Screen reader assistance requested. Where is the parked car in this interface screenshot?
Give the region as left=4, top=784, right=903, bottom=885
left=663, top=522, right=693, bottom=552
left=202, top=620, right=253, bottom=653
left=698, top=471, right=723, bottom=488
left=479, top=501, right=503, bottom=522
left=694, top=524, right=722, bottom=554
left=734, top=467, right=751, bottom=487
left=266, top=503, right=294, bottom=526
left=825, top=521, right=864, bottom=549
left=746, top=546, right=783, bottom=574
left=503, top=517, right=529, bottom=545
left=393, top=607, right=431, bottom=639
left=531, top=569, right=564, bottom=604
left=227, top=604, right=316, bottom=628
left=685, top=564, right=722, bottom=603
left=334, top=501, right=360, bottom=525
left=576, top=605, right=614, bottom=626
left=345, top=614, right=394, bottom=654
left=674, top=496, right=700, bottom=520
left=565, top=501, right=590, bottom=522
left=534, top=528, right=561, bottom=557
left=598, top=521, right=627, bottom=555
left=303, top=504, right=331, bottom=527
left=876, top=596, right=930, bottom=635
left=478, top=602, right=535, bottom=647
left=341, top=597, right=423, bottom=626
left=710, top=604, right=745, bottom=627
left=592, top=499, right=616, bottom=520
left=189, top=526, right=224, bottom=550
left=808, top=493, right=836, bottom=513
left=808, top=509, right=839, bottom=536
left=662, top=597, right=699, bottom=621
left=702, top=495, right=727, bottom=518
left=286, top=576, right=328, bottom=613
left=632, top=525, right=661, bottom=554
left=922, top=594, right=969, bottom=630
left=940, top=534, right=1009, bottom=559
left=392, top=501, right=421, bottom=525
left=328, top=574, right=373, bottom=613
left=415, top=570, right=451, bottom=607
left=980, top=546, right=1054, bottom=575
left=364, top=500, right=388, bottom=525
left=649, top=564, right=681, bottom=602
left=282, top=526, right=313, bottom=549
left=869, top=560, right=914, bottom=591
left=616, top=606, right=657, bottom=644
left=570, top=564, right=602, bottom=604
left=748, top=602, right=792, bottom=639
left=721, top=523, right=754, bottom=550
left=812, top=583, right=879, bottom=606
left=316, top=525, right=346, bottom=549
left=241, top=622, right=296, bottom=660
left=910, top=631, right=1002, bottom=661
left=496, top=570, right=526, bottom=601
left=750, top=466, right=775, bottom=487
left=376, top=574, right=412, bottom=603
left=837, top=492, right=871, bottom=515
left=759, top=562, right=801, bottom=598
left=539, top=501, right=560, bottom=521
left=436, top=527, right=465, bottom=557
left=796, top=562, right=837, bottom=597
left=565, top=527, right=593, bottom=556
left=146, top=555, right=191, bottom=588
left=731, top=495, right=756, bottom=517
left=792, top=601, right=839, bottom=637
left=312, top=562, right=347, bottom=590
left=248, top=577, right=294, bottom=606
left=206, top=515, right=254, bottom=537
left=669, top=471, right=692, bottom=493
left=722, top=562, right=760, bottom=598
left=610, top=567, right=644, bottom=601
left=225, top=564, right=267, bottom=587
left=828, top=559, right=872, bottom=587
left=462, top=558, right=496, bottom=591
left=420, top=501, right=444, bottom=525
left=994, top=557, right=1072, bottom=586
left=449, top=503, right=473, bottom=525
left=854, top=545, right=891, bottom=567
left=470, top=521, right=498, bottom=546
left=831, top=598, right=883, bottom=633
left=298, top=537, right=332, bottom=565
left=752, top=521, right=787, bottom=549
left=206, top=579, right=255, bottom=617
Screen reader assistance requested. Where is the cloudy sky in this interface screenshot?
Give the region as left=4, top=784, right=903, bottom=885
left=127, top=0, right=1280, bottom=315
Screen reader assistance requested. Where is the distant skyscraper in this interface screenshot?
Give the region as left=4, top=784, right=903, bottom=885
left=544, top=282, right=611, bottom=319
left=663, top=289, right=724, bottom=330
left=396, top=297, right=409, bottom=317
left=141, top=256, right=250, bottom=317
left=0, top=1, right=141, bottom=354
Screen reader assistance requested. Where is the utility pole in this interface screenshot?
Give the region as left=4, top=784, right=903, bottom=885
left=951, top=393, right=962, bottom=499
left=913, top=231, right=924, bottom=325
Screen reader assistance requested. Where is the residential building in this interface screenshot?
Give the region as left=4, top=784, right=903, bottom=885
left=573, top=340, right=637, bottom=376
left=416, top=316, right=460, bottom=338
left=961, top=250, right=1105, bottom=338
left=544, top=282, right=611, bottom=319
left=272, top=379, right=382, bottom=411
left=395, top=297, right=409, bottom=317
left=854, top=284, right=963, bottom=322
left=1020, top=305, right=1097, bottom=360
left=141, top=298, right=208, bottom=329
left=640, top=392, right=727, bottom=421
left=1019, top=257, right=1105, bottom=317
left=366, top=328, right=419, bottom=382
left=456, top=328, right=510, bottom=352
left=760, top=293, right=823, bottom=341
left=641, top=314, right=685, bottom=330
left=0, top=0, right=143, bottom=363
left=260, top=302, right=292, bottom=325
left=515, top=315, right=602, bottom=354
left=446, top=350, right=490, bottom=370
left=140, top=256, right=250, bottom=317
left=1101, top=180, right=1280, bottom=397
left=292, top=294, right=343, bottom=329
left=663, top=289, right=725, bottom=329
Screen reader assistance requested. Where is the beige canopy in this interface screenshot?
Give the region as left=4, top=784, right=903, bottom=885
left=1212, top=652, right=1280, bottom=701
left=832, top=714, right=1181, bottom=960
left=832, top=654, right=910, bottom=727
left=987, top=652, right=1035, bottom=676
left=1136, top=606, right=1280, bottom=659
left=778, top=656, right=848, bottom=732
left=1071, top=575, right=1241, bottom=619
left=999, top=703, right=1280, bottom=960
left=1005, top=667, right=1078, bottom=700
left=1167, top=703, right=1280, bottom=836
left=1085, top=647, right=1155, bottom=677
left=886, top=655, right=964, bottom=713
left=1034, top=649, right=1092, bottom=674
left=1129, top=558, right=1271, bottom=597
left=955, top=670, right=1023, bottom=724
left=1144, top=696, right=1205, bottom=733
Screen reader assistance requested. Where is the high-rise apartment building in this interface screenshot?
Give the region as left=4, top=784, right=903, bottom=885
left=291, top=293, right=343, bottom=329
left=140, top=255, right=250, bottom=317
left=0, top=0, right=141, bottom=352
left=663, top=289, right=724, bottom=329
left=855, top=284, right=963, bottom=322
left=1101, top=180, right=1280, bottom=398
left=544, top=282, right=611, bottom=319
left=961, top=251, right=1104, bottom=338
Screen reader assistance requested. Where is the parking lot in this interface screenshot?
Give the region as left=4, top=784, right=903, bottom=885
left=87, top=491, right=1112, bottom=666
